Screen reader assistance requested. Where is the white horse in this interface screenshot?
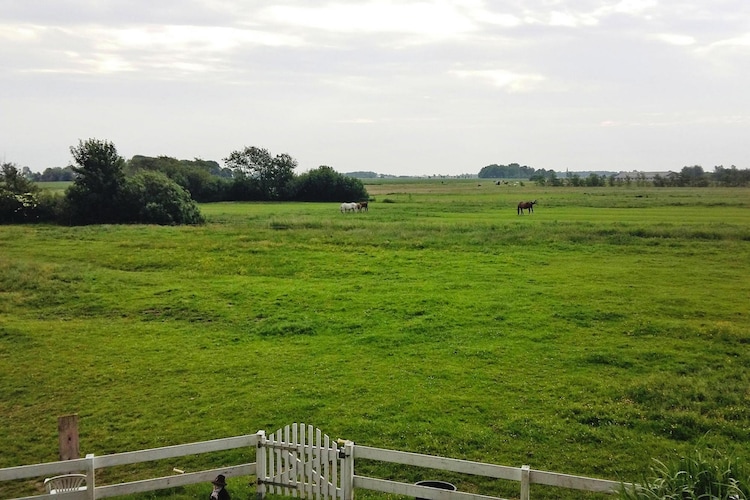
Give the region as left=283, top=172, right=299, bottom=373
left=340, top=202, right=358, bottom=213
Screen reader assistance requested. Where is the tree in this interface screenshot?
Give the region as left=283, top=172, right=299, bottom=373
left=478, top=163, right=534, bottom=179
left=66, top=139, right=126, bottom=224
left=713, top=165, right=750, bottom=187
left=40, top=166, right=75, bottom=181
left=224, top=146, right=297, bottom=200
left=1, top=162, right=37, bottom=194
left=680, top=165, right=708, bottom=187
left=585, top=173, right=604, bottom=187
left=290, top=166, right=369, bottom=202
left=1, top=162, right=41, bottom=223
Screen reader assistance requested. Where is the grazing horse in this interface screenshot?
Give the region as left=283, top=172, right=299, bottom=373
left=340, top=202, right=358, bottom=213
left=357, top=201, right=369, bottom=212
left=517, top=200, right=537, bottom=215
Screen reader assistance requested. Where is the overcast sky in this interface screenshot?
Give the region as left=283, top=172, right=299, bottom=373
left=1, top=1, right=748, bottom=176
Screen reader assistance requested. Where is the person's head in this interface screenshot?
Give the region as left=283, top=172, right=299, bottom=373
left=211, top=475, right=227, bottom=488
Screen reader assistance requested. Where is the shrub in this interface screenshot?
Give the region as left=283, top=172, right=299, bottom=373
left=35, top=190, right=68, bottom=223
left=1, top=162, right=45, bottom=223
left=619, top=449, right=749, bottom=499
left=121, top=171, right=204, bottom=225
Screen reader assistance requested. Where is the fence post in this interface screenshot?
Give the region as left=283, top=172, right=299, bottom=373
left=58, top=414, right=79, bottom=460
left=85, top=453, right=95, bottom=500
left=256, top=431, right=266, bottom=500
left=520, top=465, right=530, bottom=500
left=340, top=440, right=354, bottom=500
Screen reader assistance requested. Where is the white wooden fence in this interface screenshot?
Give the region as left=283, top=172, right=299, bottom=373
left=0, top=423, right=631, bottom=500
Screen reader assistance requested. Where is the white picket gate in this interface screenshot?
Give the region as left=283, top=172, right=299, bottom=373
left=256, top=423, right=354, bottom=500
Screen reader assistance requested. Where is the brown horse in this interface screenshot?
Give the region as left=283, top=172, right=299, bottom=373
left=357, top=201, right=369, bottom=212
left=517, top=200, right=537, bottom=215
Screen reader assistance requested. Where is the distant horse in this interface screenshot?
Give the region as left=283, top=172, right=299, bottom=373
left=340, top=202, right=358, bottom=213
left=357, top=201, right=369, bottom=212
left=517, top=200, right=537, bottom=215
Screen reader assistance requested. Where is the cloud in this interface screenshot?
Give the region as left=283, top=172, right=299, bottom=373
left=692, top=32, right=750, bottom=74
left=653, top=33, right=696, bottom=46
left=105, top=25, right=304, bottom=51
left=0, top=24, right=43, bottom=42
left=2, top=0, right=749, bottom=174
left=449, top=69, right=546, bottom=92
left=545, top=10, right=599, bottom=27
left=704, top=32, right=750, bottom=50
left=2, top=22, right=305, bottom=77
left=259, top=1, right=477, bottom=37
left=336, top=118, right=377, bottom=124
left=611, top=0, right=658, bottom=15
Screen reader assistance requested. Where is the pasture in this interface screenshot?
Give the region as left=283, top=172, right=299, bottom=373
left=1, top=182, right=749, bottom=499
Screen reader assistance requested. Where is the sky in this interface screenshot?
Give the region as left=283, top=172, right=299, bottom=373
left=1, top=1, right=748, bottom=176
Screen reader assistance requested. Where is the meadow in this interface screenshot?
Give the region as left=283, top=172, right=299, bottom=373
left=1, top=181, right=749, bottom=499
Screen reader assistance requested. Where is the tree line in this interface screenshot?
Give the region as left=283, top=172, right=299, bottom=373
left=1, top=139, right=369, bottom=225
left=530, top=166, right=750, bottom=187
left=480, top=162, right=750, bottom=187
left=478, top=163, right=536, bottom=179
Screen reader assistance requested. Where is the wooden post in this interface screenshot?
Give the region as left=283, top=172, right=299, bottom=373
left=255, top=430, right=266, bottom=500
left=85, top=453, right=96, bottom=500
left=520, top=464, right=530, bottom=500
left=341, top=440, right=354, bottom=500
left=58, top=414, right=80, bottom=461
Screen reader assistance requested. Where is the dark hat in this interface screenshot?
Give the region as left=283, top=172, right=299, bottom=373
left=211, top=474, right=227, bottom=486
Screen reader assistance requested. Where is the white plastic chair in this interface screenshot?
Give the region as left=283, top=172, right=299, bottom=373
left=43, top=474, right=87, bottom=494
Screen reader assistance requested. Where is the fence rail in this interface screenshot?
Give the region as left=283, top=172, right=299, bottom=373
left=354, top=445, right=627, bottom=498
left=0, top=426, right=630, bottom=500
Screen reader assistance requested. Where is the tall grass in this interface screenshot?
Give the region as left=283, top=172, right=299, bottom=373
left=619, top=449, right=749, bottom=499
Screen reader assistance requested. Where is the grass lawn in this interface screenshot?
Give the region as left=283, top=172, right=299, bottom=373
left=1, top=183, right=749, bottom=499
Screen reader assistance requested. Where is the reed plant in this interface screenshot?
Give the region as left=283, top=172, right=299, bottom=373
left=619, top=449, right=749, bottom=499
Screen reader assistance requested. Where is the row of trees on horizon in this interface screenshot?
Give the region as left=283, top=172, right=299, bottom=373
left=482, top=163, right=750, bottom=187
left=23, top=158, right=750, bottom=187
left=1, top=139, right=369, bottom=225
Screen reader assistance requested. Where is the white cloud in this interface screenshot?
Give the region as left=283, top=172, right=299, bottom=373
left=546, top=10, right=599, bottom=27
left=336, top=118, right=377, bottom=124
left=654, top=33, right=696, bottom=46
left=450, top=69, right=546, bottom=92
left=0, top=24, right=44, bottom=41
left=705, top=32, right=750, bottom=50
left=693, top=32, right=750, bottom=74
left=259, top=1, right=477, bottom=37
left=612, top=0, right=658, bottom=15
left=104, top=25, right=304, bottom=52
left=3, top=23, right=305, bottom=77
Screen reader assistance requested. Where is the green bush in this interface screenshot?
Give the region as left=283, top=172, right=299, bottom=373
left=122, top=171, right=205, bottom=225
left=0, top=162, right=49, bottom=223
left=620, top=450, right=748, bottom=499
left=35, top=190, right=68, bottom=223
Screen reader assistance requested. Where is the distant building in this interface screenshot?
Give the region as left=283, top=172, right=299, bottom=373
left=614, top=170, right=678, bottom=182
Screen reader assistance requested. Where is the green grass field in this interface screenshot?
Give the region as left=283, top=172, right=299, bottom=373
left=1, top=183, right=749, bottom=499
